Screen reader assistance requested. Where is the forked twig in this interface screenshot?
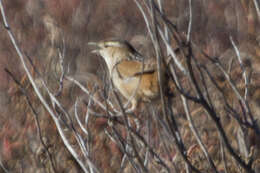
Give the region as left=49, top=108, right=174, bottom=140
left=4, top=68, right=58, bottom=173
left=0, top=2, right=98, bottom=172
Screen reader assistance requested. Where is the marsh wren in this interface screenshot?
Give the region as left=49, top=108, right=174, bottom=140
left=89, top=40, right=166, bottom=112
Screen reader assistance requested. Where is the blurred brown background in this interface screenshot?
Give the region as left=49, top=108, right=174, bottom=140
left=0, top=0, right=259, bottom=172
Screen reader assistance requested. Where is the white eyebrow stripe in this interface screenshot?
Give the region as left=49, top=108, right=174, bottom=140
left=106, top=41, right=121, bottom=47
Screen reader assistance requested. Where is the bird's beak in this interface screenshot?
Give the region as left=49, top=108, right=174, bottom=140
left=88, top=42, right=98, bottom=46
left=88, top=42, right=100, bottom=54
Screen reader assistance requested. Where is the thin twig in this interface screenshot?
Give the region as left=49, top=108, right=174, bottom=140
left=187, top=0, right=192, bottom=42
left=186, top=45, right=254, bottom=173
left=181, top=97, right=218, bottom=173
left=75, top=99, right=89, bottom=136
left=55, top=40, right=66, bottom=97
left=220, top=135, right=228, bottom=173
left=158, top=27, right=187, bottom=75
left=229, top=37, right=249, bottom=101
left=4, top=69, right=58, bottom=173
left=147, top=0, right=168, bottom=125
left=0, top=2, right=96, bottom=172
left=66, top=76, right=115, bottom=116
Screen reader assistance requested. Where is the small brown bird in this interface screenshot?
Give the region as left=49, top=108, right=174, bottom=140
left=89, top=40, right=166, bottom=112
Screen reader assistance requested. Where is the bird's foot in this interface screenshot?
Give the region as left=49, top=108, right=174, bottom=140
left=114, top=106, right=136, bottom=116
left=125, top=108, right=135, bottom=114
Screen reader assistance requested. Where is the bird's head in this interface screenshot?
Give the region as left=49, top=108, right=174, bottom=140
left=89, top=40, right=143, bottom=70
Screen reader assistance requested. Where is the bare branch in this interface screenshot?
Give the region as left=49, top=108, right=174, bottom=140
left=187, top=0, right=192, bottom=42
left=158, top=27, right=187, bottom=74
left=75, top=99, right=89, bottom=136
left=0, top=2, right=98, bottom=172
left=4, top=68, right=58, bottom=173
left=0, top=157, right=9, bottom=173
left=220, top=136, right=228, bottom=173
left=253, top=0, right=260, bottom=20
left=181, top=97, right=218, bottom=172
left=55, top=40, right=66, bottom=97
left=66, top=76, right=115, bottom=116
left=229, top=37, right=249, bottom=101
left=185, top=46, right=254, bottom=173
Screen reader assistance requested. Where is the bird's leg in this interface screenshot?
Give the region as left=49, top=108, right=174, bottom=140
left=125, top=99, right=138, bottom=113
left=125, top=100, right=141, bottom=130
left=115, top=99, right=137, bottom=116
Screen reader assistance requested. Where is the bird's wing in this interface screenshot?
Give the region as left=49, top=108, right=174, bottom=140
left=115, top=60, right=156, bottom=79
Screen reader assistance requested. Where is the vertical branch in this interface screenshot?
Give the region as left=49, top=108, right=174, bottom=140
left=182, top=97, right=218, bottom=173
left=135, top=0, right=187, bottom=74
left=187, top=0, right=192, bottom=42
left=75, top=99, right=89, bottom=136
left=55, top=40, right=66, bottom=97
left=229, top=37, right=256, bottom=128
left=111, top=81, right=149, bottom=172
left=148, top=0, right=167, bottom=122
left=156, top=0, right=170, bottom=55
left=144, top=112, right=151, bottom=167
left=167, top=100, right=202, bottom=173
left=229, top=37, right=248, bottom=101
left=253, top=0, right=260, bottom=20
left=220, top=138, right=228, bottom=173
left=158, top=27, right=187, bottom=74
